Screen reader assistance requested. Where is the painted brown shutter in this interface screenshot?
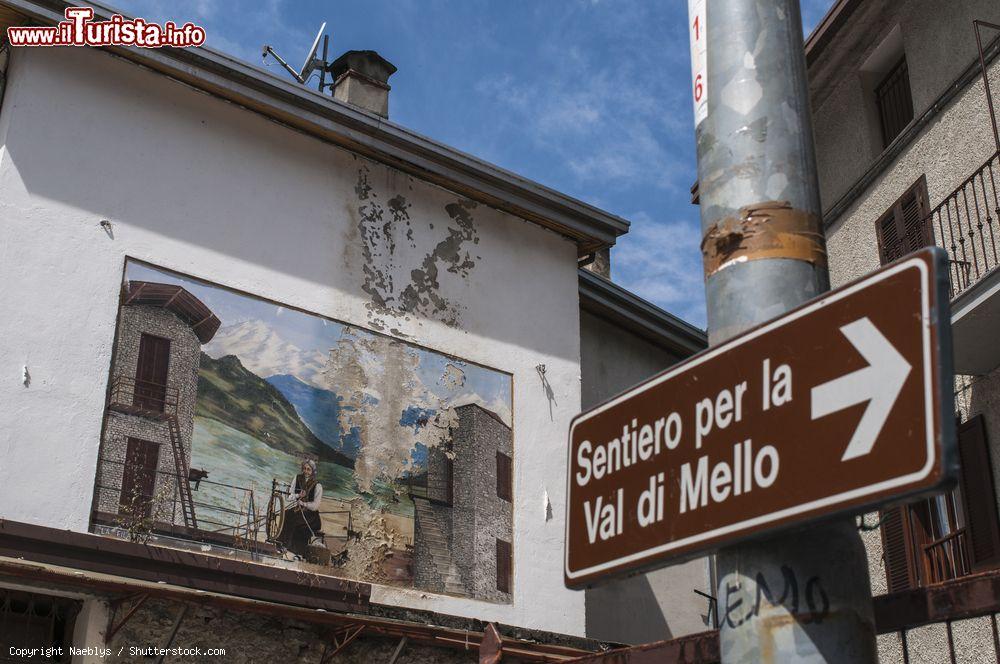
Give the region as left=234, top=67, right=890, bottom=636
left=900, top=178, right=933, bottom=250
left=134, top=333, right=171, bottom=412
left=877, top=210, right=906, bottom=265
left=120, top=437, right=160, bottom=518
left=880, top=505, right=917, bottom=592
left=877, top=176, right=932, bottom=265
left=956, top=415, right=1000, bottom=572
left=496, top=452, right=512, bottom=502
left=496, top=538, right=512, bottom=593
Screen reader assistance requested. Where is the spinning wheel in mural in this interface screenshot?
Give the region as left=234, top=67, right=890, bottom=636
left=266, top=488, right=285, bottom=543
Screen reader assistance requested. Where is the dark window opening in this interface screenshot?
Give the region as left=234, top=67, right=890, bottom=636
left=875, top=175, right=932, bottom=265
left=0, top=589, right=79, bottom=662
left=496, top=538, right=512, bottom=594
left=442, top=453, right=454, bottom=506
left=134, top=333, right=171, bottom=412
left=881, top=415, right=1000, bottom=591
left=496, top=452, right=513, bottom=502
left=120, top=437, right=160, bottom=519
left=409, top=442, right=453, bottom=506
left=875, top=56, right=914, bottom=147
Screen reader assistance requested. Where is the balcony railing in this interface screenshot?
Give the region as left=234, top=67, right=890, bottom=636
left=95, top=459, right=360, bottom=550
left=107, top=375, right=179, bottom=418
left=922, top=528, right=971, bottom=585
left=927, top=151, right=1000, bottom=297
left=94, top=455, right=259, bottom=545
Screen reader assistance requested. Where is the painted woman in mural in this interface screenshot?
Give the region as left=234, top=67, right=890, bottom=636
left=277, top=458, right=323, bottom=558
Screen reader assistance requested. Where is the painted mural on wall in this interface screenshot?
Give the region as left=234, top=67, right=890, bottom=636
left=93, top=260, right=514, bottom=602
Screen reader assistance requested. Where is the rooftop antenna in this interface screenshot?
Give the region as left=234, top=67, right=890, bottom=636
left=261, top=22, right=331, bottom=92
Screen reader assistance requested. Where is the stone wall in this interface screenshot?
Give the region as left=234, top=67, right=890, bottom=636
left=97, top=413, right=178, bottom=524
left=412, top=502, right=442, bottom=593
left=113, top=303, right=202, bottom=444
left=103, top=597, right=476, bottom=663
left=426, top=440, right=454, bottom=507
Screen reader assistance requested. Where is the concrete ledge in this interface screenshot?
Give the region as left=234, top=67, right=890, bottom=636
left=951, top=266, right=1000, bottom=375
left=873, top=568, right=1000, bottom=633
left=578, top=269, right=707, bottom=358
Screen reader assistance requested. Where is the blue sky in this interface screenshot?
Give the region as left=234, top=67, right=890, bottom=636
left=113, top=0, right=835, bottom=329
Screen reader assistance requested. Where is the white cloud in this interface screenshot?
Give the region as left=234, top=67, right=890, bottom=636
left=612, top=212, right=707, bottom=327
left=473, top=17, right=691, bottom=196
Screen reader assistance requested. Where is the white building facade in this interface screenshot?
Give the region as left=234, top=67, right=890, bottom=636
left=0, top=0, right=713, bottom=659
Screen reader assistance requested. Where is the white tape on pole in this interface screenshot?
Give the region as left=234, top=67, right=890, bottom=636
left=688, top=0, right=708, bottom=126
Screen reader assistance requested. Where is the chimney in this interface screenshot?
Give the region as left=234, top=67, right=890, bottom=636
left=328, top=50, right=397, bottom=118
left=582, top=248, right=611, bottom=279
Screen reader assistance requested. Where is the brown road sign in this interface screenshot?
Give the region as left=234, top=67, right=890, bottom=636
left=565, top=248, right=955, bottom=588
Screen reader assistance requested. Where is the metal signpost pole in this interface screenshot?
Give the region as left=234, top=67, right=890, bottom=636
left=693, top=0, right=878, bottom=660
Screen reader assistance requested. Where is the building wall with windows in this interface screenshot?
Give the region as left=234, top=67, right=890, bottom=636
left=819, top=54, right=1000, bottom=290
left=810, top=1, right=1000, bottom=661
left=810, top=0, right=1000, bottom=214
left=413, top=404, right=514, bottom=603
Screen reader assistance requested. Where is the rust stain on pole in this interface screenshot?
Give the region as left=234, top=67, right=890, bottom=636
left=701, top=201, right=826, bottom=277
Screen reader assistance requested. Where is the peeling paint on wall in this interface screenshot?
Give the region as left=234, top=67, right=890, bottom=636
left=442, top=363, right=466, bottom=390
left=341, top=501, right=408, bottom=584
left=354, top=165, right=481, bottom=329
left=325, top=327, right=459, bottom=493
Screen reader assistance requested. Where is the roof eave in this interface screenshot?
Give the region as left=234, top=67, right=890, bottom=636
left=578, top=269, right=707, bottom=357
left=0, top=0, right=629, bottom=255
left=803, top=0, right=864, bottom=68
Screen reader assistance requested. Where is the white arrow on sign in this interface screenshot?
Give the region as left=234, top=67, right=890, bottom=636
left=810, top=317, right=912, bottom=461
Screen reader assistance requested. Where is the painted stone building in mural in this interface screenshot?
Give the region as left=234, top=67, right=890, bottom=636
left=95, top=281, right=219, bottom=533
left=0, top=0, right=709, bottom=658
left=414, top=403, right=514, bottom=602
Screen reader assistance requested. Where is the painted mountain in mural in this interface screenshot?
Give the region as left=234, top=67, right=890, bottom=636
left=195, top=352, right=354, bottom=468
left=266, top=374, right=362, bottom=460
left=204, top=320, right=329, bottom=387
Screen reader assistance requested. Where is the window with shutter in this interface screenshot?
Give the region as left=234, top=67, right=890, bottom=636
left=496, top=452, right=512, bottom=502
left=875, top=175, right=932, bottom=265
left=880, top=505, right=917, bottom=593
left=134, top=333, right=171, bottom=412
left=496, top=538, right=512, bottom=594
left=956, top=415, right=1000, bottom=572
left=875, top=56, right=914, bottom=147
